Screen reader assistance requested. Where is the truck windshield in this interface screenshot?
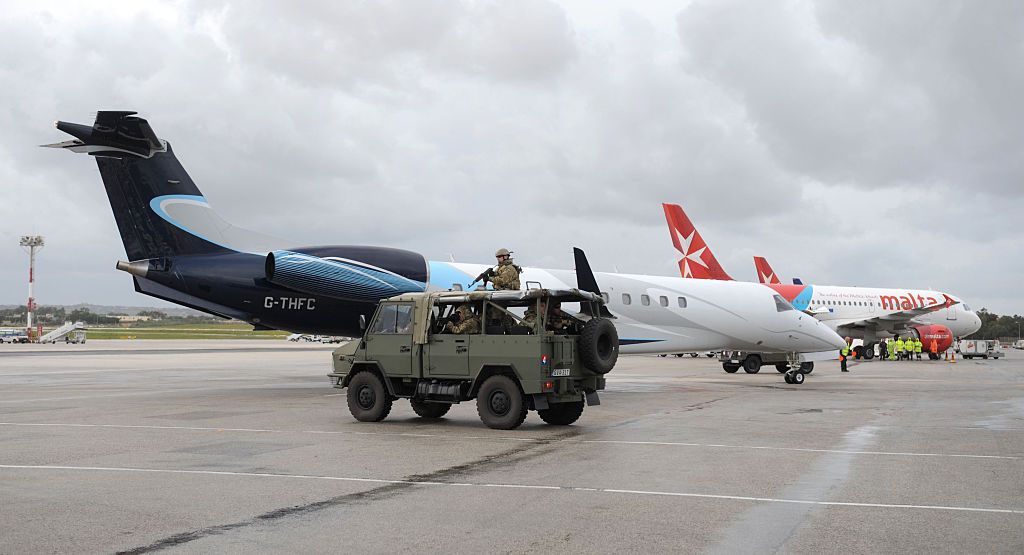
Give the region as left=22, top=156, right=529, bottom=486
left=369, top=303, right=414, bottom=334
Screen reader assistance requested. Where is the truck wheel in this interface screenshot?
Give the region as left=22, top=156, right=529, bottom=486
left=853, top=346, right=863, bottom=359
left=775, top=363, right=789, bottom=373
left=410, top=399, right=451, bottom=419
left=347, top=371, right=393, bottom=422
left=578, top=319, right=618, bottom=374
left=538, top=401, right=584, bottom=426
left=477, top=375, right=527, bottom=430
left=743, top=355, right=761, bottom=374
left=723, top=363, right=740, bottom=373
left=690, top=353, right=698, bottom=358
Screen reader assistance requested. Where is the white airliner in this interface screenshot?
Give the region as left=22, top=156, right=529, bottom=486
left=662, top=203, right=981, bottom=359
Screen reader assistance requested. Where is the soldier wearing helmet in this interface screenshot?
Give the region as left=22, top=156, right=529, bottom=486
left=444, top=304, right=480, bottom=334
left=489, top=248, right=521, bottom=291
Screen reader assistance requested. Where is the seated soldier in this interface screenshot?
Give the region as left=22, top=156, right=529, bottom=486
left=521, top=298, right=547, bottom=329
left=546, top=300, right=574, bottom=332
left=444, top=304, right=480, bottom=334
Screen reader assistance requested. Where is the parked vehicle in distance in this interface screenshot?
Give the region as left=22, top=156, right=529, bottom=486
left=0, top=329, right=30, bottom=344
left=957, top=339, right=1004, bottom=360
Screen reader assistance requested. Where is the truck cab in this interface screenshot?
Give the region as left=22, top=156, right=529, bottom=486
left=329, top=288, right=618, bottom=429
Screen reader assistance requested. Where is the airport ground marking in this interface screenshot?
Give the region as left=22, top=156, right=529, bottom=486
left=1, top=464, right=1022, bottom=516
left=0, top=422, right=1019, bottom=460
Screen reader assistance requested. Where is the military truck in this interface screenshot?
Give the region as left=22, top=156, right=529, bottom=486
left=328, top=288, right=618, bottom=429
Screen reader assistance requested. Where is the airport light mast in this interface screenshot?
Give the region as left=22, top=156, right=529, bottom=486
left=19, top=235, right=44, bottom=341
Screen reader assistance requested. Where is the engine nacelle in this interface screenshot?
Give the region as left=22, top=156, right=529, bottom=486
left=266, top=246, right=427, bottom=302
left=910, top=324, right=953, bottom=353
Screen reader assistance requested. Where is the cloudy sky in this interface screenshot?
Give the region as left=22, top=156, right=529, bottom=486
left=1, top=0, right=1022, bottom=314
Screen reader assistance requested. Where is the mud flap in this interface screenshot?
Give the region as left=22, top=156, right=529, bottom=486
left=532, top=394, right=550, bottom=410
left=585, top=391, right=600, bottom=406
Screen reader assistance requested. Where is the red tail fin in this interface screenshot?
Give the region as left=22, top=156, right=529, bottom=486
left=662, top=203, right=733, bottom=280
left=753, top=256, right=782, bottom=284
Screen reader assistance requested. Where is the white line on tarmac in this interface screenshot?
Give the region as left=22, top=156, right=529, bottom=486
left=0, top=464, right=1021, bottom=515
left=0, top=422, right=1018, bottom=460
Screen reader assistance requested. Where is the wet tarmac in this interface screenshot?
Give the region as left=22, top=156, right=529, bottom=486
left=1, top=341, right=1021, bottom=553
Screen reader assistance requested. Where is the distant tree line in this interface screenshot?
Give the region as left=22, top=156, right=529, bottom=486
left=975, top=309, right=1023, bottom=342
left=0, top=306, right=222, bottom=327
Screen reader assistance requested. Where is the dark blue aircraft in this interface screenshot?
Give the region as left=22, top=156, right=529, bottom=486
left=46, top=111, right=430, bottom=336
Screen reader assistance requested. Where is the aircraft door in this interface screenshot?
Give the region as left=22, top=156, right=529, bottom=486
left=946, top=306, right=957, bottom=321
left=364, top=302, right=415, bottom=376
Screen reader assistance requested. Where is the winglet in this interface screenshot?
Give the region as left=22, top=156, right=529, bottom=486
left=753, top=256, right=782, bottom=284
left=662, top=203, right=733, bottom=280
left=574, top=247, right=614, bottom=318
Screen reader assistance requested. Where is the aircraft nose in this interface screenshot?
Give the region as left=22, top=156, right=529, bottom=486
left=800, top=315, right=845, bottom=350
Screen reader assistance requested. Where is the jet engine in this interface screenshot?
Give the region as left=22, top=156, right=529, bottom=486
left=265, top=246, right=427, bottom=302
left=909, top=324, right=954, bottom=358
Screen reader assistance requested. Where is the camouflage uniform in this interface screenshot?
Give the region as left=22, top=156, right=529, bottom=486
left=490, top=259, right=521, bottom=291
left=445, top=306, right=480, bottom=334
left=547, top=308, right=573, bottom=332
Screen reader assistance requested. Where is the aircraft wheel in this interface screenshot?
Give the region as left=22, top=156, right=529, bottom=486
left=791, top=371, right=805, bottom=384
left=800, top=362, right=814, bottom=374
left=784, top=372, right=794, bottom=384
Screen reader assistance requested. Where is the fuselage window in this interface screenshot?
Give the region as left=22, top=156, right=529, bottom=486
left=659, top=296, right=669, bottom=307
left=678, top=297, right=687, bottom=308
left=641, top=294, right=651, bottom=306
left=622, top=293, right=632, bottom=305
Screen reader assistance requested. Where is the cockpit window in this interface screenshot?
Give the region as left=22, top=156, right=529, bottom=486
left=773, top=295, right=795, bottom=312
left=962, top=304, right=971, bottom=311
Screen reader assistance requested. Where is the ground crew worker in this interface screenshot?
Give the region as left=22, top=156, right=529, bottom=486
left=444, top=304, right=480, bottom=334
left=930, top=338, right=939, bottom=358
left=839, top=336, right=852, bottom=372
left=879, top=339, right=888, bottom=361
left=914, top=337, right=923, bottom=360
left=895, top=336, right=905, bottom=361
left=889, top=337, right=898, bottom=361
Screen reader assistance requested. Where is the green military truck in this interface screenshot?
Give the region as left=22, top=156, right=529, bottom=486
left=328, top=288, right=618, bottom=429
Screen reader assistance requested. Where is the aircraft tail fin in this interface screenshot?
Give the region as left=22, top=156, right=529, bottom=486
left=753, top=256, right=782, bottom=284
left=46, top=111, right=279, bottom=260
left=661, top=203, right=733, bottom=280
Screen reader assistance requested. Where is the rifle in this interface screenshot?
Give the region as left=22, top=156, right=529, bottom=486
left=468, top=267, right=495, bottom=288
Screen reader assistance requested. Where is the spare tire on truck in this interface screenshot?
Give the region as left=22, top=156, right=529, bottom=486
left=578, top=318, right=618, bottom=374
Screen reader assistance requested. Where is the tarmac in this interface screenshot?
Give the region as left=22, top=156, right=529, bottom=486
left=0, top=340, right=1022, bottom=553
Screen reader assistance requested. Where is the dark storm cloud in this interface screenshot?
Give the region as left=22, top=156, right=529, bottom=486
left=0, top=1, right=1020, bottom=314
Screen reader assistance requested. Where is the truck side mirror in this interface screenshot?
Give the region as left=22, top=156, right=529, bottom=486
left=359, top=314, right=367, bottom=331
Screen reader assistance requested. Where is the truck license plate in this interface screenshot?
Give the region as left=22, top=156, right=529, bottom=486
left=551, top=368, right=570, bottom=377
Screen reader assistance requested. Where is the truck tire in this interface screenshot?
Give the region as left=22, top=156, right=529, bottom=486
left=578, top=318, right=618, bottom=375
left=743, top=355, right=761, bottom=374
left=775, top=363, right=789, bottom=373
left=347, top=371, right=393, bottom=422
left=800, top=362, right=814, bottom=374
left=723, top=363, right=739, bottom=373
left=476, top=375, right=528, bottom=430
left=538, top=401, right=584, bottom=426
left=410, top=399, right=451, bottom=419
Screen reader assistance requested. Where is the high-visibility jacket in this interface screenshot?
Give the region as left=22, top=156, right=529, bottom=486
left=840, top=345, right=851, bottom=360
left=914, top=339, right=923, bottom=353
left=931, top=340, right=939, bottom=353
left=895, top=339, right=904, bottom=352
